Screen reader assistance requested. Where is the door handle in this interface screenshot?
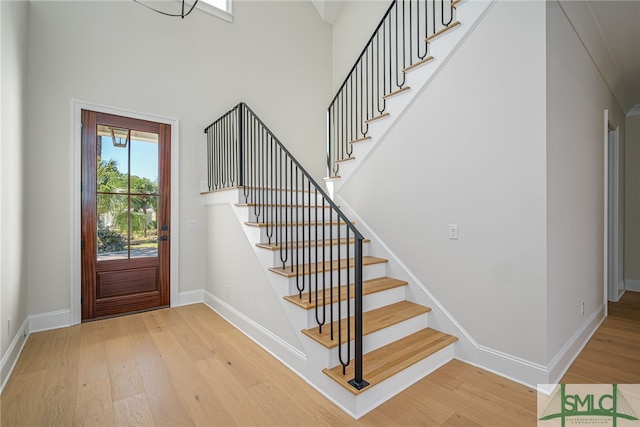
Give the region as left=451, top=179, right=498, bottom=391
left=160, top=236, right=168, bottom=241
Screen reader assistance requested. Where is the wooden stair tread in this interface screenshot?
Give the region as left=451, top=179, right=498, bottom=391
left=257, top=237, right=370, bottom=251
left=336, top=157, right=356, bottom=164
left=383, top=86, right=410, bottom=99
left=364, top=112, right=390, bottom=124
left=348, top=136, right=371, bottom=145
left=284, top=277, right=407, bottom=309
left=301, top=301, right=430, bottom=349
left=402, top=55, right=434, bottom=73
left=323, top=328, right=458, bottom=394
left=425, top=21, right=461, bottom=42
left=269, top=256, right=387, bottom=278
left=245, top=220, right=350, bottom=228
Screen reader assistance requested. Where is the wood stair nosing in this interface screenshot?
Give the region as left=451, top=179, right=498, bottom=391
left=383, top=86, right=411, bottom=100
left=283, top=277, right=408, bottom=310
left=336, top=157, right=356, bottom=164
left=322, top=328, right=458, bottom=395
left=348, top=136, right=372, bottom=145
left=402, top=55, right=434, bottom=74
left=269, top=255, right=388, bottom=278
left=301, top=300, right=431, bottom=349
left=425, top=21, right=461, bottom=42
left=256, top=237, right=371, bottom=252
left=364, top=112, right=390, bottom=124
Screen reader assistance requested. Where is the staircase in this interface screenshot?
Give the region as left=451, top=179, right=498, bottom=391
left=201, top=0, right=494, bottom=417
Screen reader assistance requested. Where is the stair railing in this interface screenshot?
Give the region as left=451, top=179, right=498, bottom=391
left=327, top=0, right=456, bottom=177
left=205, top=103, right=369, bottom=390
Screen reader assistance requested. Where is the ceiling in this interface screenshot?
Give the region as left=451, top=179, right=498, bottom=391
left=538, top=1, right=639, bottom=114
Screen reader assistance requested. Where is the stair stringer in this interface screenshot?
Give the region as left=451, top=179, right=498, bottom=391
left=203, top=188, right=455, bottom=419
left=331, top=194, right=551, bottom=389
left=326, top=0, right=496, bottom=197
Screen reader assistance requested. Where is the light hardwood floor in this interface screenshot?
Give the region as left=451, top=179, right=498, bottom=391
left=1, top=292, right=638, bottom=426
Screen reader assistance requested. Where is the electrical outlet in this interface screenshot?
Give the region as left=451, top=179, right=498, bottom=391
left=7, top=318, right=11, bottom=335
left=225, top=285, right=230, bottom=297
left=581, top=302, right=585, bottom=315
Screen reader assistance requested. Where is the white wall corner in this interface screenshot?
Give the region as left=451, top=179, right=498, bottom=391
left=0, top=317, right=29, bottom=393
left=28, top=309, right=72, bottom=334
left=625, top=280, right=640, bottom=292
left=178, top=289, right=204, bottom=306
left=475, top=346, right=549, bottom=389
left=546, top=303, right=606, bottom=384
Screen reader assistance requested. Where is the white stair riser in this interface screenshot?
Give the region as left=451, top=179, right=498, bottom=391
left=352, top=344, right=455, bottom=417
left=280, top=262, right=388, bottom=296
left=251, top=224, right=358, bottom=245
left=263, top=242, right=370, bottom=268
left=240, top=191, right=325, bottom=206
left=245, top=206, right=340, bottom=223
left=299, top=285, right=406, bottom=329
left=304, top=312, right=429, bottom=368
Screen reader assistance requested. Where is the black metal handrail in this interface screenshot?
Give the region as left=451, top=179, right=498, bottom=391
left=327, top=0, right=456, bottom=176
left=205, top=103, right=369, bottom=390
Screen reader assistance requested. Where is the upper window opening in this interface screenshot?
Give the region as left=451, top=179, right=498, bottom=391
left=194, top=0, right=232, bottom=22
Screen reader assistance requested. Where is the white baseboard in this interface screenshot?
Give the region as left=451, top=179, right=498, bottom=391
left=1, top=317, right=29, bottom=393
left=28, top=309, right=71, bottom=333
left=202, top=290, right=306, bottom=362
left=474, top=345, right=548, bottom=389
left=177, top=289, right=204, bottom=306
left=546, top=303, right=605, bottom=384
left=625, top=279, right=640, bottom=292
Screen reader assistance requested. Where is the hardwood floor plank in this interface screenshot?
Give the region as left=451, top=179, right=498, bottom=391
left=137, top=355, right=196, bottom=427
left=0, top=370, right=49, bottom=426
left=149, top=327, right=236, bottom=426
left=104, top=335, right=146, bottom=402
left=74, top=378, right=116, bottom=427
left=112, top=392, right=155, bottom=426
left=561, top=291, right=640, bottom=384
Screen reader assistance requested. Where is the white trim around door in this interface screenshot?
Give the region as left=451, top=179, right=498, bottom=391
left=71, top=100, right=180, bottom=325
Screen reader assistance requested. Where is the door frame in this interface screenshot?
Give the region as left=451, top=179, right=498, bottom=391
left=71, top=100, right=180, bottom=325
left=603, top=109, right=623, bottom=312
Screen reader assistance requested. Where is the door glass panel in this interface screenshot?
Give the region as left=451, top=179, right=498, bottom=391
left=129, top=195, right=158, bottom=258
left=97, top=125, right=129, bottom=193
left=96, top=125, right=159, bottom=261
left=130, top=133, right=159, bottom=193
left=97, top=194, right=129, bottom=260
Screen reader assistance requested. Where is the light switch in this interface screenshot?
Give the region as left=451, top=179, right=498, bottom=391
left=448, top=224, right=458, bottom=240
left=187, top=220, right=198, bottom=230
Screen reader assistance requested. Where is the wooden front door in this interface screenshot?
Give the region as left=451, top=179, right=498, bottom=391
left=81, top=110, right=171, bottom=320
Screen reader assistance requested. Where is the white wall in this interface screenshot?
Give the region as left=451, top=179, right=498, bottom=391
left=331, top=0, right=390, bottom=92
left=1, top=0, right=29, bottom=366
left=26, top=1, right=332, bottom=318
left=204, top=203, right=303, bottom=351
left=625, top=112, right=640, bottom=282
left=545, top=0, right=626, bottom=361
left=339, top=1, right=549, bottom=364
